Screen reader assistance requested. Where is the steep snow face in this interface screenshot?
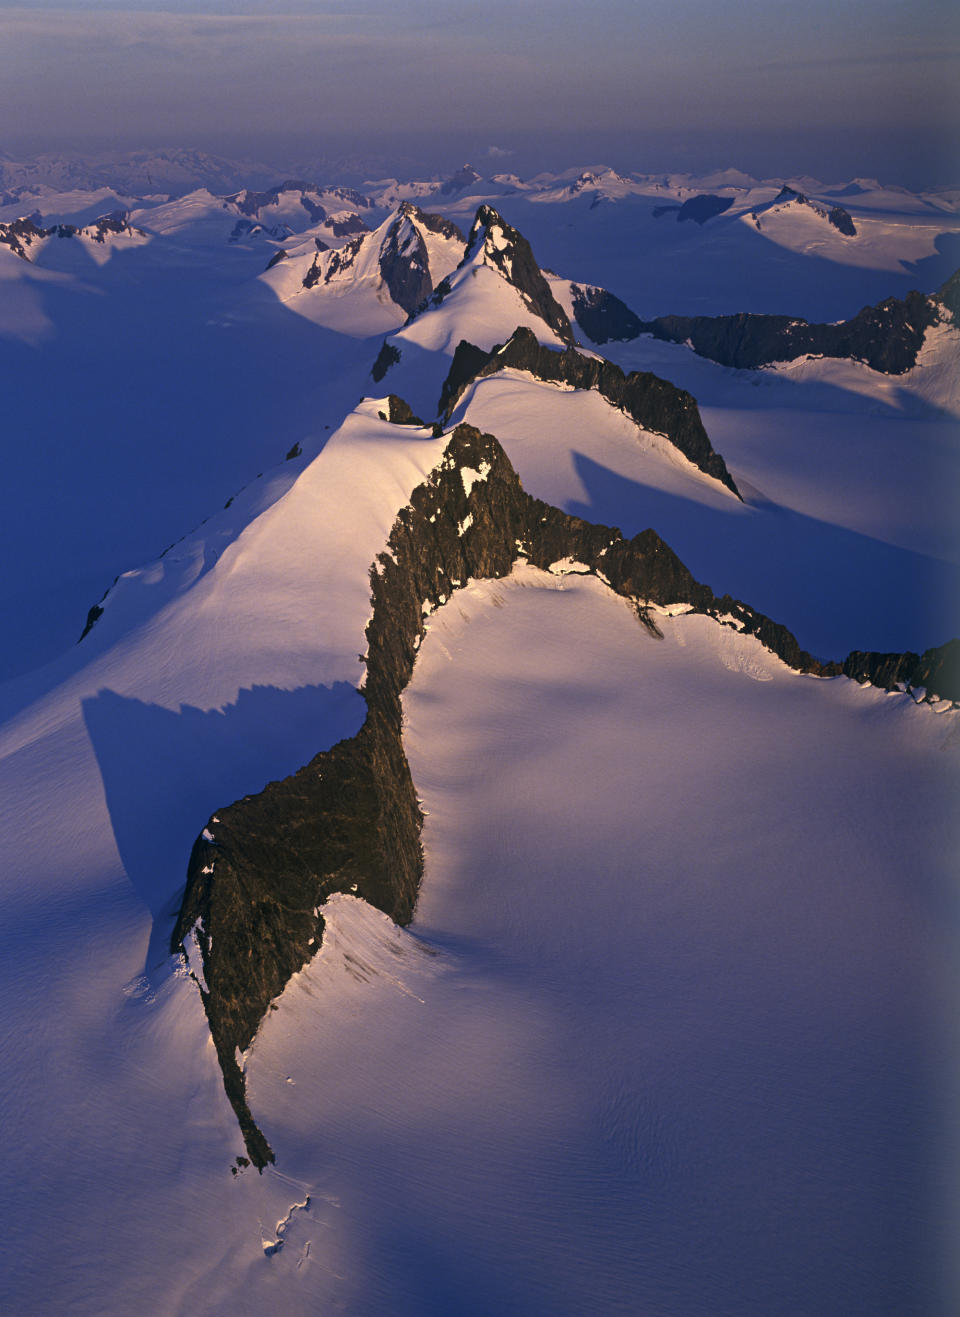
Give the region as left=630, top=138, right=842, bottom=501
left=453, top=369, right=738, bottom=510
left=53, top=399, right=448, bottom=714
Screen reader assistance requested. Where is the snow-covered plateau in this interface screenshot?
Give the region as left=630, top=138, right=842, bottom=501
left=0, top=159, right=958, bottom=1316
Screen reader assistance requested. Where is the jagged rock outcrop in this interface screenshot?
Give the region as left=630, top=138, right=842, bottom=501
left=327, top=213, right=368, bottom=238
left=437, top=326, right=742, bottom=497
left=828, top=205, right=857, bottom=236
left=842, top=639, right=960, bottom=698
left=378, top=394, right=428, bottom=426
left=406, top=206, right=465, bottom=244
left=174, top=419, right=959, bottom=1165
left=302, top=233, right=364, bottom=289
left=443, top=205, right=575, bottom=345
left=569, top=284, right=643, bottom=343
left=371, top=341, right=401, bottom=382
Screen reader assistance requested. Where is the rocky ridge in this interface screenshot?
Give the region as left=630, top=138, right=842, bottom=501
left=173, top=418, right=958, bottom=1167
left=630, top=282, right=951, bottom=374
left=423, top=204, right=576, bottom=345
left=437, top=326, right=742, bottom=497
left=570, top=270, right=958, bottom=374
left=0, top=211, right=145, bottom=259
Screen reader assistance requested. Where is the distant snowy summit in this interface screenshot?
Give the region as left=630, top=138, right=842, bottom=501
left=0, top=210, right=147, bottom=261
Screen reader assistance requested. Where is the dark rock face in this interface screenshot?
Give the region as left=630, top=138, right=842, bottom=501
left=371, top=341, right=401, bottom=382
left=79, top=603, right=104, bottom=641
left=377, top=204, right=463, bottom=316
left=300, top=204, right=460, bottom=313
left=327, top=213, right=368, bottom=238
left=437, top=326, right=742, bottom=498
left=463, top=205, right=575, bottom=345
left=828, top=206, right=857, bottom=236
left=377, top=214, right=433, bottom=317
left=299, top=195, right=327, bottom=225
left=380, top=395, right=426, bottom=426
left=435, top=340, right=492, bottom=415
left=326, top=186, right=375, bottom=211
left=676, top=194, right=735, bottom=225
left=842, top=639, right=960, bottom=700
left=265, top=249, right=288, bottom=271
left=410, top=207, right=466, bottom=244
left=180, top=418, right=946, bottom=1164
left=638, top=289, right=941, bottom=374
left=570, top=284, right=643, bottom=343
left=302, top=234, right=364, bottom=290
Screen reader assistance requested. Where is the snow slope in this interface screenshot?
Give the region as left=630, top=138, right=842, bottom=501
left=427, top=176, right=960, bottom=322
left=2, top=561, right=954, bottom=1316
left=585, top=332, right=960, bottom=656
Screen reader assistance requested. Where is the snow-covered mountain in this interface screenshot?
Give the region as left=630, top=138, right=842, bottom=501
left=0, top=161, right=958, bottom=1317
left=260, top=201, right=466, bottom=335
left=0, top=210, right=148, bottom=261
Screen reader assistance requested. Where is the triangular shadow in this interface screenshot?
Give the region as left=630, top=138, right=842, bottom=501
left=82, top=680, right=366, bottom=980
left=568, top=450, right=960, bottom=658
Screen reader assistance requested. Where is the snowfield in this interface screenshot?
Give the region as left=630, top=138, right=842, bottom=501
left=1, top=567, right=955, bottom=1315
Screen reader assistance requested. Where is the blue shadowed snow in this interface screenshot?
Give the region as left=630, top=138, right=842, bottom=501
left=568, top=450, right=960, bottom=658
left=82, top=680, right=366, bottom=977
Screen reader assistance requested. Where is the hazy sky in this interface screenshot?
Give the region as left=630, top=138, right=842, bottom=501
left=1, top=0, right=957, bottom=184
